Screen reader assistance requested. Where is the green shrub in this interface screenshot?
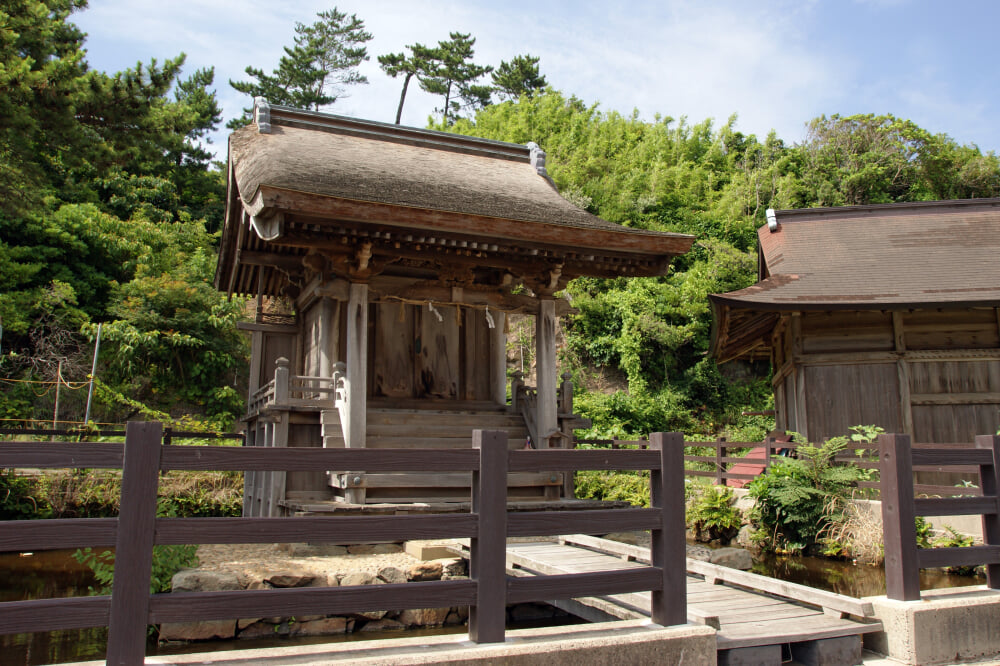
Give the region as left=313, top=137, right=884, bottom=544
left=575, top=470, right=649, bottom=506
left=0, top=470, right=52, bottom=520
left=686, top=484, right=741, bottom=543
left=747, top=435, right=866, bottom=554
left=932, top=526, right=978, bottom=576
left=73, top=544, right=198, bottom=595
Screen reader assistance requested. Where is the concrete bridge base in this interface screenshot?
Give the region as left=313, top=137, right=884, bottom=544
left=75, top=620, right=716, bottom=666
left=864, top=586, right=1000, bottom=665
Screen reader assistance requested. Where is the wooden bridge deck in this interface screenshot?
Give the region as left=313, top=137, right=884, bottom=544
left=502, top=537, right=883, bottom=653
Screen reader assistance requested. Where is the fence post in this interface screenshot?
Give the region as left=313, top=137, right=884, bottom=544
left=649, top=431, right=687, bottom=626
left=470, top=429, right=508, bottom=643
left=106, top=421, right=163, bottom=665
left=715, top=437, right=726, bottom=485
left=975, top=435, right=1000, bottom=589
left=274, top=357, right=290, bottom=405
left=879, top=433, right=920, bottom=601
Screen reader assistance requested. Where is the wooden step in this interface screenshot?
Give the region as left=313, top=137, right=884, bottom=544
left=366, top=423, right=528, bottom=437
left=364, top=437, right=531, bottom=450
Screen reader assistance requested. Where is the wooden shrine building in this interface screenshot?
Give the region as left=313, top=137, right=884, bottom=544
left=216, top=99, right=695, bottom=514
left=711, top=199, right=1000, bottom=444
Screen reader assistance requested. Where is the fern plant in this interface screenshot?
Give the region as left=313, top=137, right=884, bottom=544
left=686, top=484, right=742, bottom=544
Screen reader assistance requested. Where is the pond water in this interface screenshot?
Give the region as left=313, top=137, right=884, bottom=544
left=0, top=547, right=986, bottom=665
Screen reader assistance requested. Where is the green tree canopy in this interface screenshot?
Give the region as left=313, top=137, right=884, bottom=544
left=420, top=32, right=493, bottom=124
left=229, top=7, right=371, bottom=125
left=378, top=42, right=437, bottom=124
left=492, top=54, right=547, bottom=100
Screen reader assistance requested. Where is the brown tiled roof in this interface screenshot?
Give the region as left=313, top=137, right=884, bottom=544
left=710, top=199, right=1000, bottom=362
left=715, top=200, right=1000, bottom=310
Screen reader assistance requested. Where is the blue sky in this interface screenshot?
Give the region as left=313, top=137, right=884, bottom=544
left=73, top=0, right=1000, bottom=159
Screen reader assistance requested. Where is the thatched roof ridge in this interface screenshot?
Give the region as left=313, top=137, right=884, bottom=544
left=229, top=104, right=680, bottom=237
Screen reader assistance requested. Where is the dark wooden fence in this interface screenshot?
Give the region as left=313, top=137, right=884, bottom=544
left=0, top=426, right=244, bottom=445
left=577, top=436, right=985, bottom=496
left=0, top=423, right=686, bottom=664
left=880, top=433, right=1000, bottom=601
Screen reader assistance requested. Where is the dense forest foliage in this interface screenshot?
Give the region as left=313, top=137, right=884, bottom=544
left=2, top=2, right=999, bottom=437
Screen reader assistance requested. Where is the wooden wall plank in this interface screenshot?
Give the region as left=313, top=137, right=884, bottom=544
left=373, top=302, right=415, bottom=398
left=417, top=303, right=460, bottom=398
left=160, top=445, right=481, bottom=472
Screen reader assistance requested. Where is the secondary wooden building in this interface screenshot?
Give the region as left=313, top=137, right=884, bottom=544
left=711, top=199, right=1000, bottom=444
left=216, top=99, right=694, bottom=514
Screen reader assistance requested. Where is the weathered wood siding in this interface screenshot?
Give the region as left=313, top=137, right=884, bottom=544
left=803, top=363, right=902, bottom=438
left=776, top=308, right=1000, bottom=444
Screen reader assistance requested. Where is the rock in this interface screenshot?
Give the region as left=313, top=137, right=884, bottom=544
left=398, top=607, right=450, bottom=626
left=237, top=621, right=277, bottom=640
left=246, top=579, right=269, bottom=590
left=445, top=611, right=463, bottom=625
left=278, top=542, right=348, bottom=557
left=686, top=544, right=712, bottom=562
left=435, top=557, right=466, bottom=578
left=353, top=609, right=388, bottom=621
left=347, top=543, right=403, bottom=555
left=358, top=618, right=405, bottom=632
left=456, top=605, right=470, bottom=621
left=274, top=621, right=291, bottom=636
left=291, top=617, right=350, bottom=636
left=171, top=569, right=242, bottom=593
left=265, top=572, right=316, bottom=588
left=377, top=566, right=407, bottom=585
left=340, top=571, right=377, bottom=587
left=407, top=561, right=443, bottom=581
left=159, top=619, right=236, bottom=641
left=307, top=574, right=333, bottom=587
left=709, top=547, right=753, bottom=570
left=736, top=525, right=756, bottom=549
left=236, top=617, right=260, bottom=630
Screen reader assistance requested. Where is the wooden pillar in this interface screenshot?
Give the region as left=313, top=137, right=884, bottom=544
left=976, top=435, right=1000, bottom=588
left=318, top=296, right=339, bottom=379
left=106, top=422, right=161, bottom=665
left=893, top=311, right=914, bottom=436
left=535, top=298, right=558, bottom=446
left=879, top=433, right=920, bottom=601
left=344, top=282, right=368, bottom=504
left=649, top=431, right=687, bottom=626
left=492, top=311, right=507, bottom=405
left=470, top=429, right=508, bottom=643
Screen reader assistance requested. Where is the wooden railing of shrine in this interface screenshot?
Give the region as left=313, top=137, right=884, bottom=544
left=248, top=357, right=338, bottom=415
left=880, top=433, right=1000, bottom=601
left=572, top=435, right=987, bottom=498
left=0, top=424, right=687, bottom=663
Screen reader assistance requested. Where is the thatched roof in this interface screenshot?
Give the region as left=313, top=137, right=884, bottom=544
left=216, top=102, right=694, bottom=297
left=710, top=199, right=1000, bottom=362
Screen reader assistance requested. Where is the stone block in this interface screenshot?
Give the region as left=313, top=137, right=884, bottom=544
left=158, top=619, right=236, bottom=642
left=790, top=636, right=862, bottom=665
left=435, top=557, right=466, bottom=577
left=398, top=607, right=451, bottom=626
left=278, top=542, right=348, bottom=557
left=407, top=560, right=443, bottom=581
left=265, top=571, right=317, bottom=588
left=340, top=571, right=376, bottom=587
left=404, top=540, right=459, bottom=560
left=171, top=569, right=242, bottom=593
left=358, top=618, right=406, bottom=632
left=865, top=587, right=1000, bottom=664
left=377, top=566, right=407, bottom=585
left=291, top=617, right=350, bottom=636
left=708, top=547, right=753, bottom=570
left=237, top=621, right=277, bottom=640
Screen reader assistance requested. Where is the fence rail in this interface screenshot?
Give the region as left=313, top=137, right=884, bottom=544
left=880, top=433, right=1000, bottom=601
left=575, top=435, right=985, bottom=496
left=0, top=424, right=686, bottom=664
